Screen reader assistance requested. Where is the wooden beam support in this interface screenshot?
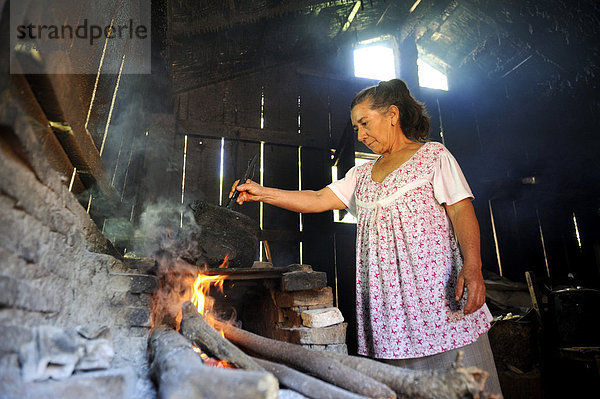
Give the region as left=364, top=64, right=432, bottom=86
left=9, top=73, right=86, bottom=193
left=17, top=69, right=120, bottom=205
left=176, top=119, right=330, bottom=149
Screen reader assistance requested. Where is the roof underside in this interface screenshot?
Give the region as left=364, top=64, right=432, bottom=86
left=164, top=0, right=600, bottom=94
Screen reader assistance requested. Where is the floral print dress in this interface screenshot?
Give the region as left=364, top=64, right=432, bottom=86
left=328, top=142, right=492, bottom=359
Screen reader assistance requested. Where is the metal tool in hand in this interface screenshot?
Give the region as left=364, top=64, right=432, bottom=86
left=225, top=154, right=258, bottom=209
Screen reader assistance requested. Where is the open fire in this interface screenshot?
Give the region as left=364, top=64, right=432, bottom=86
left=191, top=273, right=226, bottom=318
left=150, top=251, right=234, bottom=368
left=189, top=266, right=234, bottom=368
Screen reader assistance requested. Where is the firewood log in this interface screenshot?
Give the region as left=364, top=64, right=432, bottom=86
left=149, top=326, right=278, bottom=399
left=180, top=301, right=265, bottom=371
left=204, top=316, right=396, bottom=399
left=253, top=357, right=369, bottom=399
left=318, top=350, right=499, bottom=399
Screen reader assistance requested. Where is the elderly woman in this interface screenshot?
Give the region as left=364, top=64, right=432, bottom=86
left=233, top=79, right=502, bottom=395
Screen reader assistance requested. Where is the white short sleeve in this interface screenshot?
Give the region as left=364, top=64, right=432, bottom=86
left=432, top=149, right=474, bottom=205
left=327, top=166, right=358, bottom=216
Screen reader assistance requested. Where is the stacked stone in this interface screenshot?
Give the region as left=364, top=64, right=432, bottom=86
left=264, top=267, right=348, bottom=354
left=0, top=111, right=156, bottom=398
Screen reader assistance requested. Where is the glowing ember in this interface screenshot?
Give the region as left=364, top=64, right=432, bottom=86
left=192, top=345, right=234, bottom=368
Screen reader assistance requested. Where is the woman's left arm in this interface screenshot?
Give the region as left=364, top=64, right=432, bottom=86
left=444, top=198, right=486, bottom=315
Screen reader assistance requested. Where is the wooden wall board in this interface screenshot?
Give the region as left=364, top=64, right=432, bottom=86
left=184, top=81, right=228, bottom=123
left=263, top=144, right=299, bottom=228
left=141, top=114, right=182, bottom=206
left=86, top=72, right=119, bottom=150
left=332, top=225, right=358, bottom=355
left=300, top=147, right=332, bottom=230
left=263, top=144, right=300, bottom=266
left=176, top=119, right=329, bottom=148
left=297, top=73, right=330, bottom=140
left=300, top=147, right=335, bottom=295
left=263, top=67, right=298, bottom=132
left=167, top=134, right=187, bottom=206
left=183, top=136, right=222, bottom=205
left=222, top=139, right=261, bottom=223
left=328, top=77, right=375, bottom=154
left=224, top=74, right=263, bottom=128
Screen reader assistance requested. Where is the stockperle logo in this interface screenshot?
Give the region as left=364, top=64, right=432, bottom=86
left=10, top=0, right=151, bottom=74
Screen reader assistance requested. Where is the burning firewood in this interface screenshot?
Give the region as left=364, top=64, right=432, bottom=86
left=180, top=301, right=266, bottom=372
left=149, top=326, right=278, bottom=399
left=318, top=350, right=501, bottom=399
left=197, top=315, right=397, bottom=399
left=252, top=357, right=369, bottom=399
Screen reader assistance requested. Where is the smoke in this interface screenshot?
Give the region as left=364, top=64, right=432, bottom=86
left=136, top=200, right=201, bottom=262
left=133, top=200, right=207, bottom=329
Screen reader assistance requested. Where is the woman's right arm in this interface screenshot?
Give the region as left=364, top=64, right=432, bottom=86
left=231, top=180, right=346, bottom=213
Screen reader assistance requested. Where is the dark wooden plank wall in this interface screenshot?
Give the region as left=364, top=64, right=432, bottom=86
left=262, top=68, right=301, bottom=265
left=184, top=136, right=221, bottom=204
left=165, top=65, right=371, bottom=280
left=419, top=85, right=599, bottom=286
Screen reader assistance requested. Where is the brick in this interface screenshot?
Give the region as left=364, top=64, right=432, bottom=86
left=278, top=308, right=303, bottom=328
left=284, top=264, right=314, bottom=272
left=124, top=307, right=152, bottom=328
left=122, top=257, right=157, bottom=275
left=0, top=275, right=61, bottom=313
left=280, top=271, right=326, bottom=291
left=0, top=276, right=19, bottom=307
left=274, top=322, right=347, bottom=345
left=301, top=307, right=344, bottom=328
left=275, top=287, right=333, bottom=308
left=108, top=292, right=152, bottom=308
left=108, top=273, right=157, bottom=294
left=0, top=367, right=135, bottom=399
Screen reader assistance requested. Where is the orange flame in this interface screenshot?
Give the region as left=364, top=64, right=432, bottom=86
left=191, top=273, right=226, bottom=316
left=218, top=254, right=229, bottom=268
left=189, top=258, right=231, bottom=366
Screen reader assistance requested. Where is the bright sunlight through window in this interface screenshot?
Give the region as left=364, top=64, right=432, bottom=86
left=354, top=45, right=396, bottom=81
left=417, top=58, right=448, bottom=91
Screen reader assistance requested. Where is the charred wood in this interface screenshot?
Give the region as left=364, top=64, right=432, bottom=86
left=148, top=325, right=278, bottom=399
left=180, top=301, right=265, bottom=371
left=208, top=317, right=396, bottom=399
left=253, top=357, right=369, bottom=399
left=190, top=199, right=260, bottom=268
left=319, top=350, right=499, bottom=399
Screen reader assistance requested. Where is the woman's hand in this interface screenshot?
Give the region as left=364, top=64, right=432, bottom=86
left=456, top=264, right=486, bottom=315
left=445, top=198, right=486, bottom=315
left=229, top=179, right=264, bottom=204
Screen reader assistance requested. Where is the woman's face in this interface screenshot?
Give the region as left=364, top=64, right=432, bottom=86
left=351, top=100, right=398, bottom=155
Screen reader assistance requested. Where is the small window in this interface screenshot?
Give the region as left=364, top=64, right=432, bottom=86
left=354, top=44, right=396, bottom=81
left=417, top=58, right=448, bottom=91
